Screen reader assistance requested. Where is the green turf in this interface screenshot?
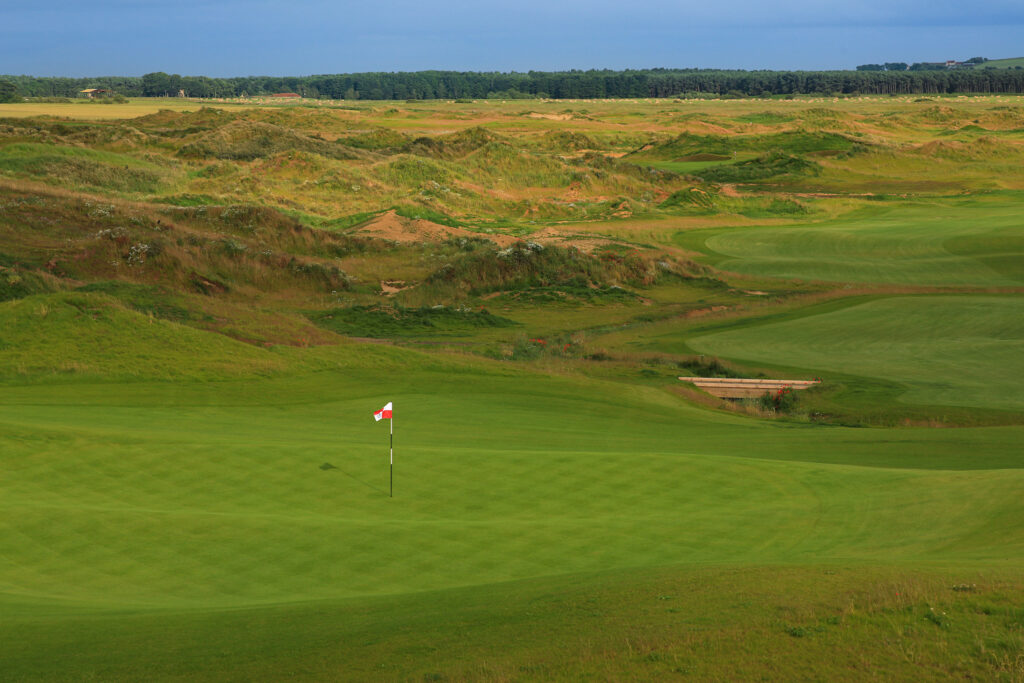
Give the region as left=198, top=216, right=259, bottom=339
left=2, top=350, right=1022, bottom=603
left=1, top=349, right=1022, bottom=679
left=675, top=199, right=1024, bottom=286
left=632, top=158, right=743, bottom=175
left=5, top=564, right=1022, bottom=681
left=0, top=292, right=292, bottom=381
left=689, top=295, right=1024, bottom=411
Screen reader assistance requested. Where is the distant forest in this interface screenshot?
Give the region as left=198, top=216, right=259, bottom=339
left=5, top=68, right=1024, bottom=100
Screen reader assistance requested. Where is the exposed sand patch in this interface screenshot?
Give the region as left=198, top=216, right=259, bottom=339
left=675, top=121, right=735, bottom=135
left=353, top=210, right=518, bottom=246
left=685, top=305, right=729, bottom=318
left=527, top=113, right=573, bottom=121
left=354, top=214, right=626, bottom=254
left=380, top=280, right=410, bottom=295
left=455, top=179, right=517, bottom=201
left=527, top=227, right=623, bottom=253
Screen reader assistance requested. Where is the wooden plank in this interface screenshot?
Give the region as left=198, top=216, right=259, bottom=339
left=678, top=377, right=820, bottom=399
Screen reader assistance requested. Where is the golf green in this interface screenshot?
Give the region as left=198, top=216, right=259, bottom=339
left=2, top=353, right=1022, bottom=613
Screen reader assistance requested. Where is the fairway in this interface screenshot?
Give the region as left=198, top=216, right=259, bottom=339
left=676, top=200, right=1024, bottom=286
left=690, top=295, right=1024, bottom=411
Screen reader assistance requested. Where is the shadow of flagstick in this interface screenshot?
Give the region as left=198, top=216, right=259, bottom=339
left=320, top=462, right=387, bottom=495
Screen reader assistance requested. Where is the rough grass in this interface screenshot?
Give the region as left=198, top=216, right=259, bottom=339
left=631, top=131, right=858, bottom=161
left=176, top=120, right=367, bottom=161
left=0, top=143, right=171, bottom=193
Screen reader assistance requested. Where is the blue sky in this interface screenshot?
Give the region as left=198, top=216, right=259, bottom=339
left=3, top=1, right=1023, bottom=76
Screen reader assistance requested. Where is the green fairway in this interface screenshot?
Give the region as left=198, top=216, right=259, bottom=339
left=690, top=295, right=1024, bottom=411
left=675, top=200, right=1024, bottom=286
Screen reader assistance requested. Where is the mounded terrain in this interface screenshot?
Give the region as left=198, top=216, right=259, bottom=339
left=1, top=95, right=1022, bottom=680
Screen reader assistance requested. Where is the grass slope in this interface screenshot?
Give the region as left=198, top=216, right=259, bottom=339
left=0, top=292, right=291, bottom=381
left=690, top=295, right=1024, bottom=411
left=1, top=348, right=1022, bottom=678
left=675, top=199, right=1024, bottom=287
left=0, top=143, right=173, bottom=193
left=5, top=565, right=1023, bottom=681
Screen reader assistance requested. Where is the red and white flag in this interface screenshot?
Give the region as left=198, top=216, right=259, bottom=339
left=373, top=401, right=393, bottom=421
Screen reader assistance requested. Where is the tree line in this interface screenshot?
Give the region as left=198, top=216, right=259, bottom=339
left=3, top=68, right=1024, bottom=100
left=856, top=57, right=991, bottom=72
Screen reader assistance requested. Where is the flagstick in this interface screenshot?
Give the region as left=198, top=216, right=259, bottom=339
left=389, top=413, right=393, bottom=498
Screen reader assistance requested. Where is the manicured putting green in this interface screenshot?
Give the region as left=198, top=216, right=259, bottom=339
left=676, top=200, right=1024, bottom=286
left=2, top=355, right=1022, bottom=611
left=691, top=295, right=1024, bottom=410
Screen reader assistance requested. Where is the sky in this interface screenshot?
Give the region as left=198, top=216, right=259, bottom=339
left=2, top=0, right=1023, bottom=76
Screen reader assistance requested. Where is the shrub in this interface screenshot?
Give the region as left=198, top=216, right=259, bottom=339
left=677, top=356, right=742, bottom=378
left=758, top=386, right=797, bottom=413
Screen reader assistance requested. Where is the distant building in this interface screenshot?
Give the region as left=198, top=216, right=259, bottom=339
left=79, top=88, right=113, bottom=99
left=270, top=92, right=301, bottom=98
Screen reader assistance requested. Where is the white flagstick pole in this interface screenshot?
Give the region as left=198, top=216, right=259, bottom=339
left=389, top=408, right=393, bottom=498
